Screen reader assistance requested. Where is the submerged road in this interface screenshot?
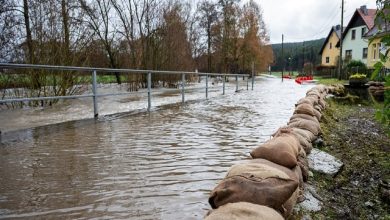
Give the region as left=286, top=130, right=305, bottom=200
left=0, top=77, right=312, bottom=219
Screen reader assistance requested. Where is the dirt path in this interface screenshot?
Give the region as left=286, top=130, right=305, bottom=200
left=307, top=100, right=390, bottom=219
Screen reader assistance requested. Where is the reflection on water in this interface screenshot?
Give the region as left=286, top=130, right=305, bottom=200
left=0, top=78, right=313, bottom=219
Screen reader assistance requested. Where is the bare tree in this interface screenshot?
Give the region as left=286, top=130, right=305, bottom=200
left=197, top=0, right=218, bottom=72
left=80, top=0, right=121, bottom=84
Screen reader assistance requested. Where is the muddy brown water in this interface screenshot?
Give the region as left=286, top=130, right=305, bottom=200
left=0, top=78, right=313, bottom=219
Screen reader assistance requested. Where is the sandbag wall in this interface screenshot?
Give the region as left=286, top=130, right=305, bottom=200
left=205, top=84, right=343, bottom=220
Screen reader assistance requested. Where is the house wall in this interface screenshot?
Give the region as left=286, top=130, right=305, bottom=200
left=342, top=25, right=369, bottom=64
left=367, top=37, right=390, bottom=68
left=321, top=31, right=340, bottom=67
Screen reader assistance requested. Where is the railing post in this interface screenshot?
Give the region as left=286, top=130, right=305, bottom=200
left=246, top=76, right=249, bottom=90
left=92, top=70, right=98, bottom=118
left=251, top=64, right=255, bottom=90
left=206, top=75, right=208, bottom=99
left=223, top=75, right=226, bottom=95
left=252, top=73, right=255, bottom=91
left=235, top=75, right=238, bottom=92
left=181, top=73, right=185, bottom=104
left=147, top=72, right=151, bottom=111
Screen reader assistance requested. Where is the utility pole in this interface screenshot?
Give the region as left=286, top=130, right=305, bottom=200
left=338, top=0, right=344, bottom=80
left=302, top=41, right=305, bottom=74
left=282, top=34, right=284, bottom=82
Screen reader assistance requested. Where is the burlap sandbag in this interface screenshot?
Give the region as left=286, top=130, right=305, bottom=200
left=205, top=202, right=284, bottom=220
left=290, top=113, right=319, bottom=124
left=250, top=135, right=300, bottom=168
left=248, top=159, right=301, bottom=186
left=292, top=127, right=316, bottom=142
left=314, top=104, right=323, bottom=113
left=308, top=85, right=326, bottom=94
left=209, top=162, right=299, bottom=210
left=318, top=98, right=327, bottom=109
left=306, top=90, right=321, bottom=98
left=272, top=127, right=314, bottom=153
left=296, top=97, right=318, bottom=106
left=313, top=108, right=322, bottom=121
left=288, top=118, right=321, bottom=136
left=282, top=187, right=300, bottom=218
left=292, top=164, right=304, bottom=187
left=243, top=160, right=302, bottom=218
left=294, top=103, right=316, bottom=117
left=298, top=155, right=309, bottom=182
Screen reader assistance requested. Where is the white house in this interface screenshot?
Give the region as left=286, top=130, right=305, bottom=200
left=339, top=5, right=376, bottom=64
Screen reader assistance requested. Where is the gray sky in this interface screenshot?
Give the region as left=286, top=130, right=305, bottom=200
left=255, top=0, right=377, bottom=43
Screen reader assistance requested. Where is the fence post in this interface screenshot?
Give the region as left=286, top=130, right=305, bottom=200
left=223, top=75, right=226, bottom=95
left=235, top=75, right=238, bottom=92
left=252, top=68, right=255, bottom=91
left=181, top=73, right=185, bottom=104
left=147, top=72, right=151, bottom=111
left=92, top=70, right=98, bottom=118
left=246, top=76, right=249, bottom=90
left=206, top=75, right=208, bottom=99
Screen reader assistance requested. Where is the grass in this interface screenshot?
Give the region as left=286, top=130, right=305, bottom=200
left=315, top=76, right=347, bottom=85
left=266, top=71, right=299, bottom=77
left=307, top=99, right=390, bottom=219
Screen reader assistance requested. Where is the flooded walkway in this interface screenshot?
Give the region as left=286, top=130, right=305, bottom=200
left=0, top=78, right=312, bottom=219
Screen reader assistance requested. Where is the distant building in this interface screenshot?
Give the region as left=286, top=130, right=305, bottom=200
left=319, top=25, right=342, bottom=68
left=365, top=21, right=390, bottom=69
left=338, top=5, right=376, bottom=64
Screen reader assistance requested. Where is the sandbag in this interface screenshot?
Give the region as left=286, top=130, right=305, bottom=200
left=248, top=159, right=301, bottom=186
left=296, top=97, right=318, bottom=106
left=308, top=85, right=326, bottom=94
left=242, top=162, right=302, bottom=218
left=288, top=118, right=321, bottom=136
left=306, top=90, right=321, bottom=98
left=290, top=113, right=319, bottom=124
left=318, top=99, right=327, bottom=109
left=250, top=135, right=300, bottom=168
left=292, top=127, right=316, bottom=142
left=296, top=134, right=313, bottom=154
left=292, top=164, right=304, bottom=187
left=313, top=108, right=322, bottom=121
left=209, top=162, right=299, bottom=210
left=205, top=202, right=284, bottom=220
left=314, top=104, right=323, bottom=113
left=282, top=187, right=300, bottom=218
left=298, top=155, right=309, bottom=182
left=272, top=127, right=314, bottom=153
left=294, top=103, right=316, bottom=117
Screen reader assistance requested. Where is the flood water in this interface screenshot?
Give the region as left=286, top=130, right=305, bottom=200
left=0, top=77, right=312, bottom=219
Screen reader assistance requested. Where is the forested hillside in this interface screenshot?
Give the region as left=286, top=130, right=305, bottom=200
left=272, top=38, right=325, bottom=72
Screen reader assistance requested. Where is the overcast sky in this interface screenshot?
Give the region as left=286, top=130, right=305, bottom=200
left=255, top=0, right=377, bottom=43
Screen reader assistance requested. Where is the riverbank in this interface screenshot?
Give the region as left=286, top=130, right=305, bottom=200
left=298, top=99, right=390, bottom=219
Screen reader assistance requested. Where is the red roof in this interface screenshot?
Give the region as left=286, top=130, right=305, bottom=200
left=357, top=9, right=377, bottom=29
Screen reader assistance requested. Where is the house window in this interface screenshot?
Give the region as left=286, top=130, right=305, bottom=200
left=351, top=30, right=356, bottom=40
left=326, top=57, right=330, bottom=63
left=345, top=50, right=352, bottom=60
left=330, top=43, right=332, bottom=49
left=363, top=48, right=368, bottom=59
left=361, top=27, right=366, bottom=38
left=373, top=44, right=377, bottom=60
left=377, top=43, right=382, bottom=59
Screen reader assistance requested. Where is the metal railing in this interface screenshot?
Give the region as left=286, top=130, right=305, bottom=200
left=0, top=63, right=254, bottom=118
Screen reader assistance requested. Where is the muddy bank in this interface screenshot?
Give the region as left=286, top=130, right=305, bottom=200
left=297, top=99, right=390, bottom=219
